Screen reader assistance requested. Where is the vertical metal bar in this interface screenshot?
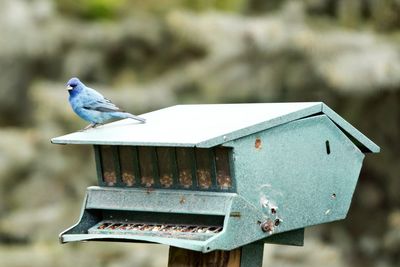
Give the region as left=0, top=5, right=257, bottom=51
left=93, top=145, right=104, bottom=186
left=132, top=146, right=141, bottom=187
left=239, top=242, right=264, bottom=267
left=152, top=147, right=161, bottom=188
left=191, top=148, right=198, bottom=190
left=170, top=148, right=179, bottom=189
left=210, top=148, right=218, bottom=191
left=113, top=146, right=122, bottom=186
left=115, top=147, right=122, bottom=186
left=228, top=148, right=236, bottom=192
left=215, top=147, right=232, bottom=190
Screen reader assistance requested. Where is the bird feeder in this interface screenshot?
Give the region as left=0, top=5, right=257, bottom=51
left=52, top=103, right=379, bottom=266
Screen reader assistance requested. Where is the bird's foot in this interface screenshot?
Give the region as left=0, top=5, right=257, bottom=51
left=92, top=123, right=103, bottom=128
left=80, top=123, right=103, bottom=131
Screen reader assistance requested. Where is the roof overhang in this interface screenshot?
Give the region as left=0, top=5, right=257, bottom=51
left=51, top=102, right=379, bottom=153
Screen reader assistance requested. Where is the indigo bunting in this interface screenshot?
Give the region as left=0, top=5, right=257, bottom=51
left=66, top=77, right=146, bottom=130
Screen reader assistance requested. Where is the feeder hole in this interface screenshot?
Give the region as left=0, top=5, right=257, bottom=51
left=326, top=140, right=331, bottom=155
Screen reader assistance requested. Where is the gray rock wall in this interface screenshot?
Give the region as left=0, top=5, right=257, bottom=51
left=0, top=1, right=398, bottom=267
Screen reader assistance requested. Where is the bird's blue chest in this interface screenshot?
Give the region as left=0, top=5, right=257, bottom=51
left=68, top=89, right=95, bottom=122
left=69, top=92, right=83, bottom=112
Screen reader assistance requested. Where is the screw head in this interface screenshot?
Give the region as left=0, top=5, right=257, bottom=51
left=261, top=220, right=274, bottom=233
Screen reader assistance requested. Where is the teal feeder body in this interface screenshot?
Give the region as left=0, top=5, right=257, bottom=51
left=52, top=102, right=379, bottom=253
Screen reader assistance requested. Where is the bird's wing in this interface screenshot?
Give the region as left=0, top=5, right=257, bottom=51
left=82, top=87, right=124, bottom=112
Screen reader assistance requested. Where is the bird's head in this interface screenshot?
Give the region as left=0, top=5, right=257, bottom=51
left=66, top=77, right=82, bottom=91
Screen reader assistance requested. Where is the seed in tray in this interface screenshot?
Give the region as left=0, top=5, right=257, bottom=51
left=119, top=225, right=129, bottom=230
left=98, top=223, right=111, bottom=229
left=109, top=224, right=122, bottom=229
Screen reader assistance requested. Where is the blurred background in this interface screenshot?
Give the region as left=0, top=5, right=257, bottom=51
left=0, top=0, right=398, bottom=266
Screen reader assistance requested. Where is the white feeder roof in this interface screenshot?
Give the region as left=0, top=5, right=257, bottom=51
left=51, top=102, right=379, bottom=153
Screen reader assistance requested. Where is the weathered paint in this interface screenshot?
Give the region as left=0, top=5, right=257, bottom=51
left=225, top=115, right=364, bottom=233
left=56, top=103, right=379, bottom=259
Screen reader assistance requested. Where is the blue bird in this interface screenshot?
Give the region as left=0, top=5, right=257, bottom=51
left=66, top=77, right=146, bottom=130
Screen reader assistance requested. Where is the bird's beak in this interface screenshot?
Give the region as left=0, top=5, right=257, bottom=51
left=66, top=85, right=73, bottom=90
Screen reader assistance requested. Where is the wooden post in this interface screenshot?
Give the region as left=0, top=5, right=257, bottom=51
left=167, top=242, right=264, bottom=267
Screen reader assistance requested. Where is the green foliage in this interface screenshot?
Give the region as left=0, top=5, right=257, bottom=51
left=54, top=0, right=293, bottom=20
left=182, top=0, right=246, bottom=12
left=337, top=0, right=363, bottom=28
left=304, top=0, right=400, bottom=32
left=56, top=0, right=126, bottom=20
left=56, top=0, right=250, bottom=19
left=370, top=0, right=400, bottom=31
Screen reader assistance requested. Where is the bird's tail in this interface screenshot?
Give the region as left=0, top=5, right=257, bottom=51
left=124, top=113, right=146, bottom=123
